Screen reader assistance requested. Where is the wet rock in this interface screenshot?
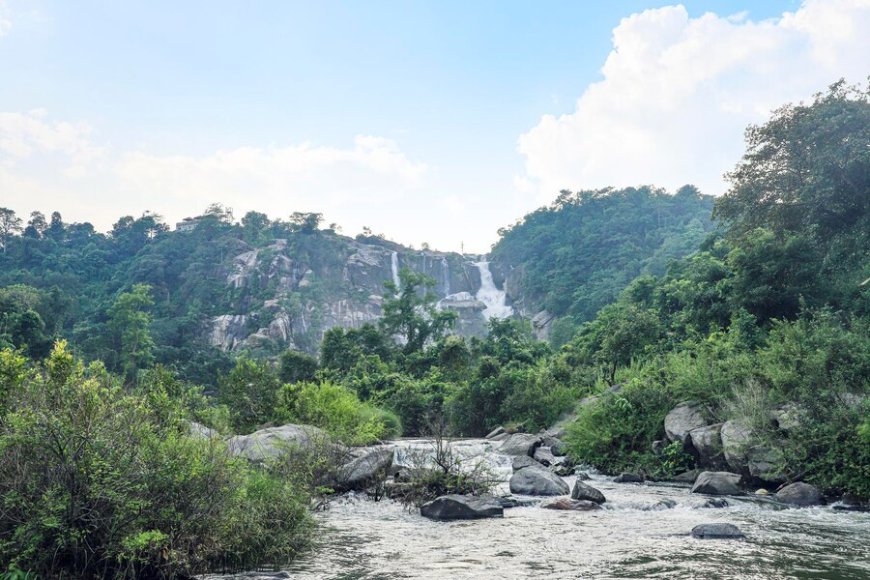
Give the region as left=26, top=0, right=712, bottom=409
left=512, top=455, right=542, bottom=471
left=554, top=464, right=575, bottom=477
left=665, top=401, right=709, bottom=444
left=647, top=499, right=677, bottom=510
left=541, top=498, right=602, bottom=511
left=691, top=471, right=743, bottom=496
left=720, top=420, right=753, bottom=474
left=334, top=448, right=394, bottom=491
left=550, top=440, right=568, bottom=457
left=701, top=498, right=729, bottom=508
left=485, top=426, right=506, bottom=440
left=571, top=480, right=606, bottom=504
left=691, top=523, right=745, bottom=539
left=533, top=447, right=557, bottom=467
left=575, top=471, right=591, bottom=481
left=509, top=466, right=570, bottom=496
left=227, top=424, right=329, bottom=462
left=499, top=433, right=542, bottom=457
left=491, top=496, right=538, bottom=509
left=687, top=423, right=725, bottom=469
left=775, top=482, right=822, bottom=507
left=420, top=495, right=504, bottom=520
left=613, top=473, right=644, bottom=483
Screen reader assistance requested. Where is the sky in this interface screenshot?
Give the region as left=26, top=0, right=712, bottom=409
left=0, top=0, right=867, bottom=253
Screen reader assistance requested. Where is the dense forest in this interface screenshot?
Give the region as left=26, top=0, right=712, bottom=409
left=0, top=81, right=868, bottom=577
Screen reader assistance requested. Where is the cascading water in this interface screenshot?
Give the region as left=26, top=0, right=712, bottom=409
left=441, top=258, right=450, bottom=296
left=391, top=251, right=401, bottom=288
left=474, top=261, right=513, bottom=319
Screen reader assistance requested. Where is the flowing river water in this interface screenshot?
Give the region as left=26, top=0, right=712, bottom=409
left=217, top=439, right=870, bottom=580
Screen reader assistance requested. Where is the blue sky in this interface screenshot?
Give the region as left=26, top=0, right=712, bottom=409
left=1, top=0, right=866, bottom=252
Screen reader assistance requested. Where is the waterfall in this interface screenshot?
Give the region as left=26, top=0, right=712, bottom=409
left=441, top=258, right=450, bottom=296
left=474, top=261, right=513, bottom=320
left=391, top=251, right=400, bottom=288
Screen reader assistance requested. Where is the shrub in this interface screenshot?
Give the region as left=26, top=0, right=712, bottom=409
left=0, top=343, right=313, bottom=578
left=277, top=381, right=401, bottom=445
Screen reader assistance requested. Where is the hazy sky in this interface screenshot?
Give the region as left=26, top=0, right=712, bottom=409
left=1, top=0, right=867, bottom=252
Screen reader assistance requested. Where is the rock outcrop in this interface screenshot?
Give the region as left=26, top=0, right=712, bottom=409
left=227, top=424, right=329, bottom=462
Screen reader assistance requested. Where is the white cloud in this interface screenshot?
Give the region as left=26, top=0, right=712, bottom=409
left=0, top=1, right=10, bottom=37
left=517, top=0, right=870, bottom=199
left=0, top=110, right=105, bottom=175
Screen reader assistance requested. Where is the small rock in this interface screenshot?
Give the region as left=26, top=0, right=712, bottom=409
left=701, top=498, right=729, bottom=508
left=691, top=471, right=742, bottom=496
left=613, top=473, right=644, bottom=483
left=541, top=498, right=602, bottom=511
left=651, top=440, right=666, bottom=456
left=575, top=471, right=591, bottom=481
left=533, top=447, right=557, bottom=467
left=553, top=464, right=575, bottom=477
left=485, top=426, right=506, bottom=440
left=775, top=482, right=823, bottom=507
left=571, top=480, right=606, bottom=504
left=491, top=496, right=538, bottom=509
left=691, top=523, right=745, bottom=539
left=643, top=499, right=677, bottom=510
left=420, top=495, right=504, bottom=520
left=755, top=488, right=770, bottom=496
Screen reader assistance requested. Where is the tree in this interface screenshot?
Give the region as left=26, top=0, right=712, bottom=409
left=279, top=349, right=319, bottom=384
left=380, top=269, right=456, bottom=354
left=289, top=212, right=323, bottom=234
left=218, top=357, right=280, bottom=433
left=0, top=208, right=22, bottom=252
left=24, top=211, right=47, bottom=239
left=108, top=284, right=156, bottom=381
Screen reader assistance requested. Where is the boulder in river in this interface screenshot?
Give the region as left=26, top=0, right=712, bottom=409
left=541, top=498, right=602, bottom=511
left=575, top=471, right=591, bottom=481
left=691, top=523, right=745, bottom=539
left=512, top=455, right=542, bottom=471
left=533, top=447, right=556, bottom=467
left=334, top=447, right=394, bottom=491
left=420, top=495, right=504, bottom=520
left=227, top=424, right=329, bottom=462
left=775, top=482, right=822, bottom=507
left=672, top=469, right=701, bottom=484
left=701, top=498, right=730, bottom=508
left=613, top=473, right=644, bottom=483
left=509, top=466, right=570, bottom=496
left=720, top=420, right=753, bottom=474
left=691, top=471, right=743, bottom=496
left=571, top=480, right=606, bottom=504
left=665, top=401, right=709, bottom=444
left=499, top=433, right=542, bottom=457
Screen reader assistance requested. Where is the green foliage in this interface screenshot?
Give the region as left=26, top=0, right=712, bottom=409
left=380, top=269, right=456, bottom=354
left=108, top=283, right=156, bottom=381
left=279, top=349, right=319, bottom=384
left=277, top=381, right=401, bottom=445
left=0, top=343, right=313, bottom=578
left=218, top=357, right=280, bottom=434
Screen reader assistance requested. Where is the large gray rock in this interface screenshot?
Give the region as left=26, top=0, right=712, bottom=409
left=691, top=471, right=743, bottom=496
left=334, top=448, right=394, bottom=491
left=613, top=473, right=644, bottom=483
left=665, top=401, right=709, bottom=444
left=541, top=498, right=601, bottom=511
left=420, top=495, right=504, bottom=520
left=509, top=466, right=570, bottom=496
left=720, top=420, right=754, bottom=474
left=571, top=480, right=606, bottom=504
left=188, top=421, right=219, bottom=439
left=499, top=433, right=542, bottom=457
left=775, top=482, right=823, bottom=507
left=687, top=423, right=725, bottom=468
left=227, top=424, right=329, bottom=462
left=691, top=523, right=745, bottom=539
left=512, top=455, right=542, bottom=471
left=747, top=445, right=786, bottom=483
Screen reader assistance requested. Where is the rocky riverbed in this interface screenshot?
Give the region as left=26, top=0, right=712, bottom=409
left=209, top=437, right=870, bottom=580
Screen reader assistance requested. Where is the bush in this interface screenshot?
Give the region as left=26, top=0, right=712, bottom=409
left=277, top=381, right=401, bottom=445
left=0, top=343, right=313, bottom=578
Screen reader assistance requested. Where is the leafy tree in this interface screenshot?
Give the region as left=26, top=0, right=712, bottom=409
left=381, top=269, right=456, bottom=354
left=0, top=208, right=22, bottom=253
left=279, top=349, right=319, bottom=384
left=108, top=284, right=156, bottom=380
left=218, top=357, right=280, bottom=433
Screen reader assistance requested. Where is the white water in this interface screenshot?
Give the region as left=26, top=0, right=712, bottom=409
left=474, top=261, right=513, bottom=320
left=217, top=438, right=870, bottom=580
left=441, top=258, right=450, bottom=296
left=391, top=252, right=400, bottom=288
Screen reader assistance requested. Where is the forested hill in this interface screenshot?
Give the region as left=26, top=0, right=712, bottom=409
left=490, top=185, right=716, bottom=342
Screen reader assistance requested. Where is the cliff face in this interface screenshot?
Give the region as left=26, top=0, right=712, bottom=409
left=207, top=234, right=504, bottom=354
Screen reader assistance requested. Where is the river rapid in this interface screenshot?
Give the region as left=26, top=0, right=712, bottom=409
left=217, top=439, right=870, bottom=580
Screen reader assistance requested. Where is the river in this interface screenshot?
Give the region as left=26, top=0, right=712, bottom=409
left=216, top=439, right=870, bottom=580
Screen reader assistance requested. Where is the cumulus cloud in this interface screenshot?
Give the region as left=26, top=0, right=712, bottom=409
left=517, top=0, right=870, bottom=199
left=0, top=1, right=10, bottom=36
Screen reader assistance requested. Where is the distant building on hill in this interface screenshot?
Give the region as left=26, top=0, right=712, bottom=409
left=175, top=217, right=202, bottom=232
